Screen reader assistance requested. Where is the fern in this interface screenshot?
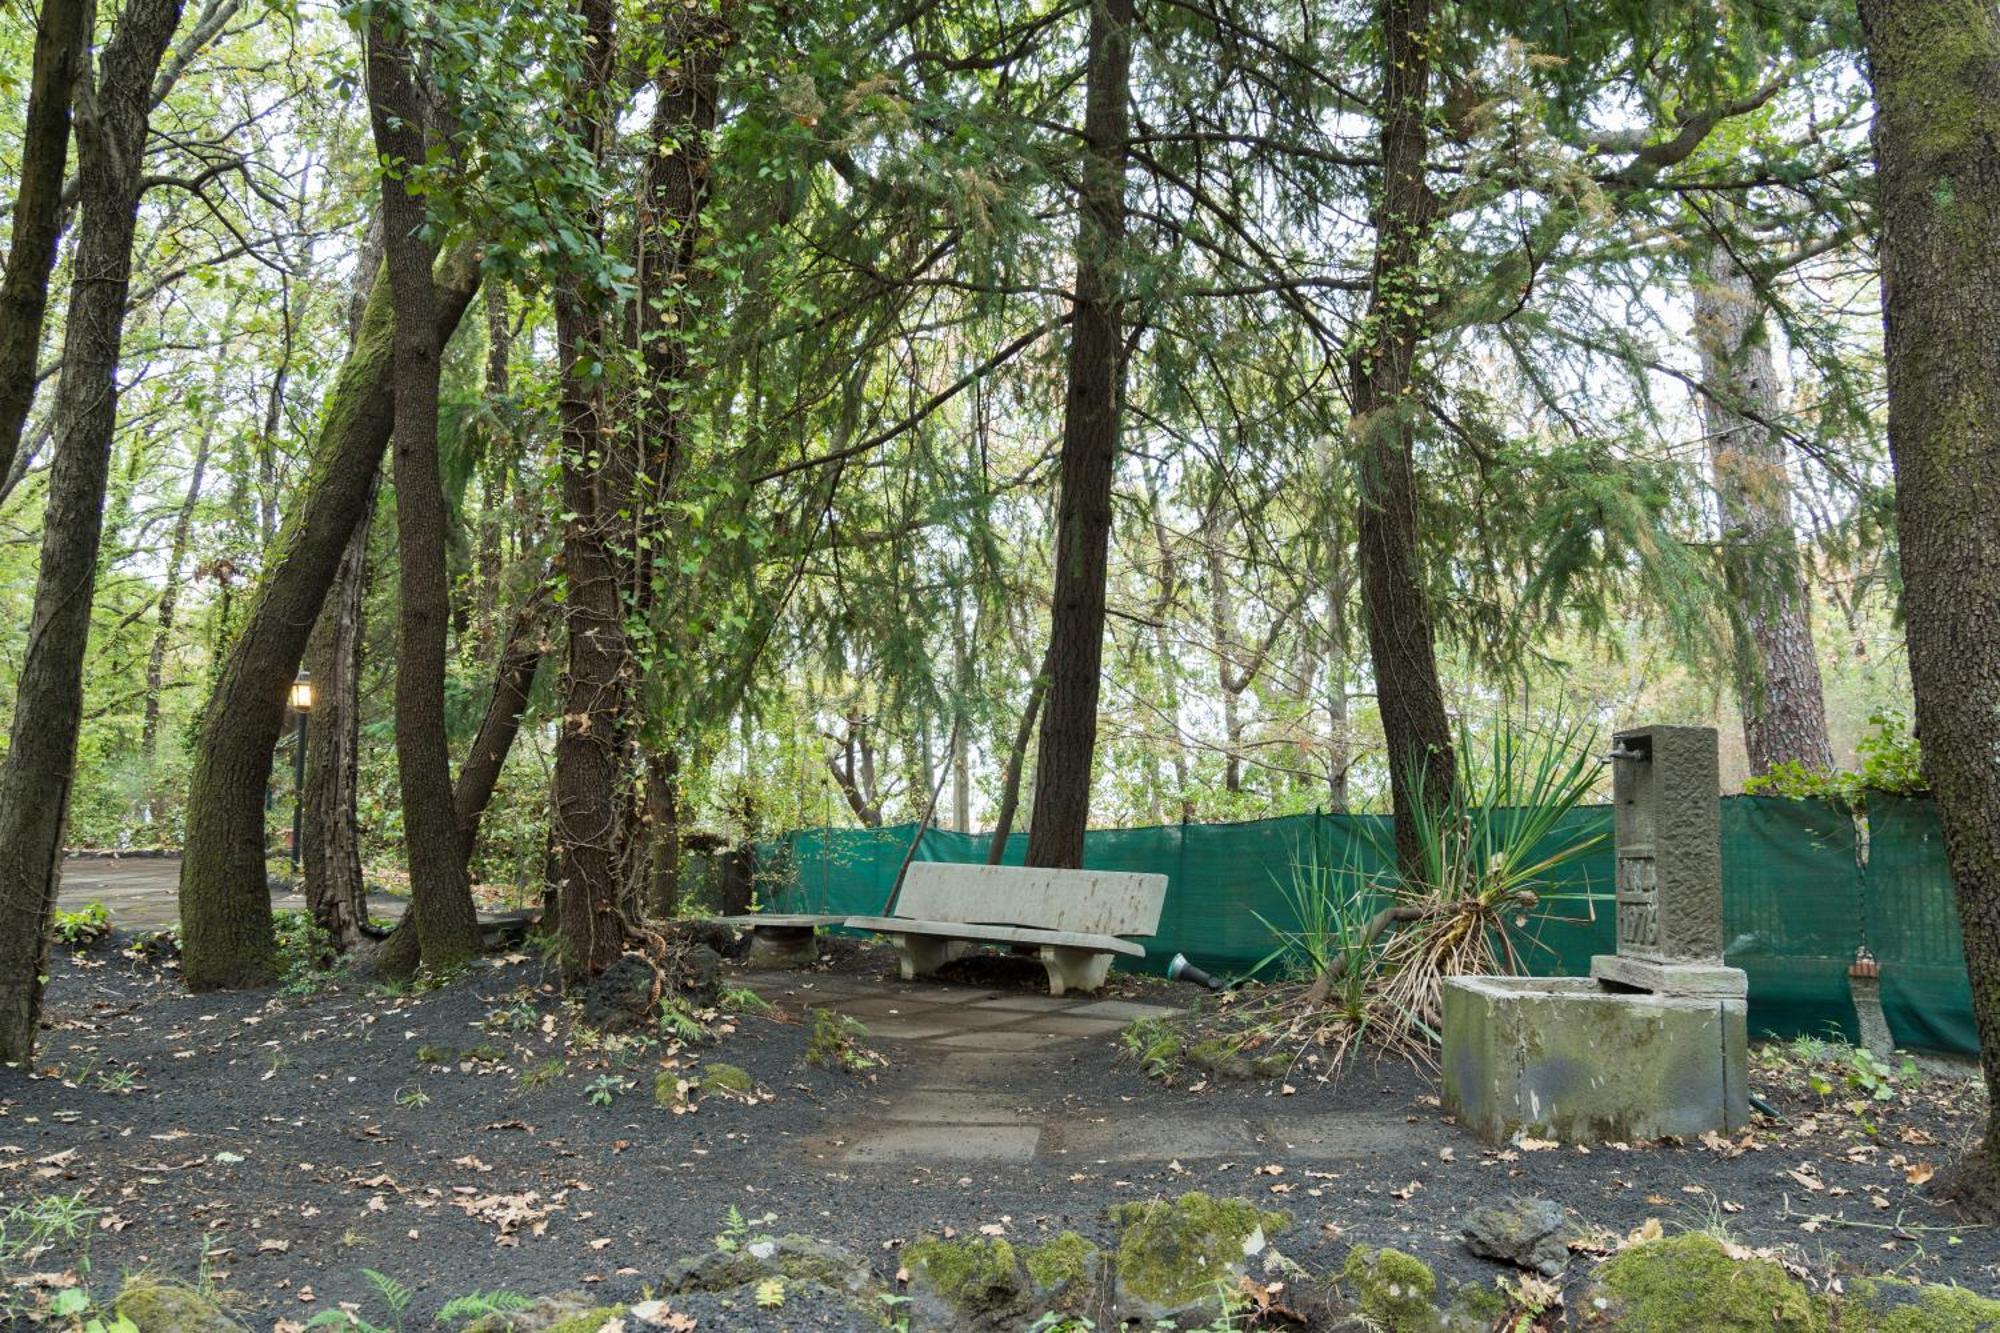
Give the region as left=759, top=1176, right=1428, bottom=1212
left=438, top=1291, right=532, bottom=1325
left=754, top=1276, right=786, bottom=1309
left=364, top=1268, right=414, bottom=1317
left=658, top=996, right=706, bottom=1043
left=721, top=985, right=775, bottom=1016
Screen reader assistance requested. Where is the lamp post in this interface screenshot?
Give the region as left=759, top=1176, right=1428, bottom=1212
left=289, top=669, right=314, bottom=874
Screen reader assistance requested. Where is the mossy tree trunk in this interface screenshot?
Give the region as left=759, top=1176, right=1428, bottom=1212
left=1348, top=0, right=1454, bottom=876
left=0, top=0, right=92, bottom=482
left=366, top=6, right=482, bottom=974
left=1857, top=0, right=2000, bottom=1200
left=301, top=219, right=385, bottom=953
left=0, top=0, right=188, bottom=1062
left=454, top=577, right=550, bottom=867
left=551, top=0, right=629, bottom=983
left=1025, top=0, right=1133, bottom=869
left=178, top=247, right=481, bottom=991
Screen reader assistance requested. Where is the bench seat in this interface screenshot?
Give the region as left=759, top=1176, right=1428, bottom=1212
left=712, top=912, right=846, bottom=967
left=840, top=864, right=1168, bottom=995
left=841, top=916, right=1144, bottom=958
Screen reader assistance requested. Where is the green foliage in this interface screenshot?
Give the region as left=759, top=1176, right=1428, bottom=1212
left=1746, top=710, right=1927, bottom=805
left=435, top=1291, right=532, bottom=1326
left=1253, top=841, right=1385, bottom=1021
left=714, top=1205, right=778, bottom=1254
left=805, top=1008, right=877, bottom=1071
left=53, top=901, right=113, bottom=946
left=274, top=909, right=340, bottom=996
left=720, top=985, right=775, bottom=1016
left=584, top=1074, right=630, bottom=1106
left=658, top=996, right=707, bottom=1044
left=304, top=1268, right=415, bottom=1333
left=1120, top=1015, right=1185, bottom=1080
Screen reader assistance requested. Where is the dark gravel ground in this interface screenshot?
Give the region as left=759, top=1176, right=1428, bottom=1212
left=3, top=933, right=1996, bottom=1330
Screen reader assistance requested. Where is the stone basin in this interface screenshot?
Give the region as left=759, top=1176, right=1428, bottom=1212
left=1441, top=975, right=1748, bottom=1144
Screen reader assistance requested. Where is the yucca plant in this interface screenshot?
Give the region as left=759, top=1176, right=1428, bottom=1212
left=1253, top=838, right=1390, bottom=1021
left=1365, top=714, right=1610, bottom=1048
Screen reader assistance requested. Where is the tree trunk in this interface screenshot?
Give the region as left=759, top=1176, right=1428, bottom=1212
left=1692, top=243, right=1835, bottom=777
left=299, top=218, right=385, bottom=954
left=367, top=8, right=482, bottom=974
left=142, top=425, right=213, bottom=759
left=1024, top=0, right=1132, bottom=869
left=178, top=247, right=481, bottom=991
left=551, top=0, right=628, bottom=984
left=301, top=480, right=376, bottom=951
left=0, top=0, right=93, bottom=482
left=1857, top=0, right=2000, bottom=1203
left=645, top=747, right=682, bottom=918
left=990, top=641, right=1055, bottom=863
left=628, top=4, right=727, bottom=921
left=0, top=0, right=187, bottom=1063
left=1349, top=0, right=1453, bottom=875
left=454, top=577, right=550, bottom=865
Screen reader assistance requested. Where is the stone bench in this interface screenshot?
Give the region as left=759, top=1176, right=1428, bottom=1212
left=843, top=863, right=1168, bottom=995
left=710, top=913, right=847, bottom=967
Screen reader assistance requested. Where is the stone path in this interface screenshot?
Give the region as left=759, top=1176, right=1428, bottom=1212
left=738, top=970, right=1416, bottom=1168
left=57, top=854, right=409, bottom=931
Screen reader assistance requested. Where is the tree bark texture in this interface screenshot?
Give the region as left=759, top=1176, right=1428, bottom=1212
left=301, top=217, right=385, bottom=953
left=1025, top=0, right=1133, bottom=869
left=301, top=485, right=375, bottom=951
left=0, top=0, right=187, bottom=1062
left=454, top=576, right=550, bottom=866
left=628, top=4, right=727, bottom=919
left=552, top=0, right=628, bottom=983
left=1858, top=0, right=2000, bottom=1196
left=142, top=423, right=212, bottom=759
left=1692, top=244, right=1835, bottom=777
left=990, top=642, right=1055, bottom=862
left=0, top=0, right=94, bottom=481
left=367, top=8, right=483, bottom=973
left=177, top=247, right=481, bottom=991
left=1349, top=0, right=1454, bottom=875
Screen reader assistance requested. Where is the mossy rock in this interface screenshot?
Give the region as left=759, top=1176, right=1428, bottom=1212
left=114, top=1277, right=250, bottom=1332
left=1109, top=1191, right=1290, bottom=1320
left=1591, top=1234, right=1823, bottom=1332
left=698, top=1061, right=754, bottom=1099
left=902, top=1235, right=1031, bottom=1326
left=1025, top=1231, right=1098, bottom=1292
left=654, top=1069, right=690, bottom=1109
left=1841, top=1276, right=2000, bottom=1331
left=663, top=1235, right=883, bottom=1317
left=537, top=1305, right=624, bottom=1333
left=1341, top=1245, right=1443, bottom=1333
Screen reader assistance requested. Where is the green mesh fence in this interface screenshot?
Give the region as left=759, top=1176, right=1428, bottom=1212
left=755, top=796, right=1974, bottom=1054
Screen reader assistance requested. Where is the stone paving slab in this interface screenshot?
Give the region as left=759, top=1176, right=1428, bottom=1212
left=831, top=995, right=945, bottom=1019
left=966, top=994, right=1082, bottom=1013
left=998, top=1015, right=1128, bottom=1039
left=932, top=1030, right=1065, bottom=1051
left=1063, top=998, right=1179, bottom=1020
left=857, top=1018, right=962, bottom=1041
left=879, top=1090, right=1037, bottom=1125
left=843, top=1123, right=1042, bottom=1164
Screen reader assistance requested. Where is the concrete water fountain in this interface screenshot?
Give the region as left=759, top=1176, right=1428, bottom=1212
left=1442, top=725, right=1749, bottom=1143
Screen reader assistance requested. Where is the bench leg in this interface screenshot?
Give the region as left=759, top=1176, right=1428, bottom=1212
left=1037, top=946, right=1111, bottom=997
left=890, top=933, right=953, bottom=981
left=743, top=925, right=818, bottom=968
